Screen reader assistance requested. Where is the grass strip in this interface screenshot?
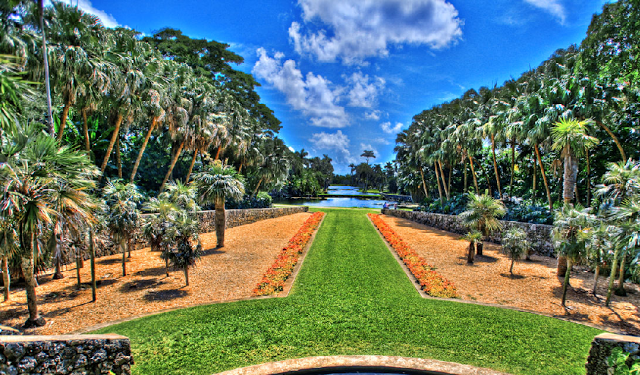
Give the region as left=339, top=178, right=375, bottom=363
left=95, top=208, right=602, bottom=375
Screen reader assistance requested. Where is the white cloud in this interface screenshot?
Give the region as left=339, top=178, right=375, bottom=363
left=381, top=121, right=403, bottom=134
left=289, top=0, right=463, bottom=64
left=55, top=0, right=120, bottom=28
left=522, top=0, right=566, bottom=23
left=309, top=130, right=355, bottom=164
left=252, top=48, right=349, bottom=128
left=365, top=110, right=383, bottom=121
left=344, top=72, right=385, bottom=108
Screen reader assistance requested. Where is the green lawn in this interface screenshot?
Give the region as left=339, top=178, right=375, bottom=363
left=95, top=208, right=602, bottom=375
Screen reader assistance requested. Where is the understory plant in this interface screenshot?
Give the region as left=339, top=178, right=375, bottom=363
left=460, top=193, right=505, bottom=255
left=461, top=230, right=482, bottom=264
left=501, top=227, right=529, bottom=276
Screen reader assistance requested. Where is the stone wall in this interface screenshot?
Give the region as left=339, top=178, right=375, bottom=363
left=382, top=209, right=554, bottom=256
left=196, top=206, right=309, bottom=233
left=0, top=334, right=132, bottom=375
left=586, top=333, right=640, bottom=374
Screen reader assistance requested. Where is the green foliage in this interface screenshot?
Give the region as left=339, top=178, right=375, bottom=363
left=224, top=192, right=272, bottom=209
left=607, top=347, right=640, bottom=375
left=460, top=193, right=506, bottom=236
left=501, top=227, right=529, bottom=274
left=194, top=162, right=245, bottom=205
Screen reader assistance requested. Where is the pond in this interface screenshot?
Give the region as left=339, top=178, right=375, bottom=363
left=275, top=186, right=388, bottom=208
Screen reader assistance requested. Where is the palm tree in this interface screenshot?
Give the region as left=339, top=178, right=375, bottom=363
left=584, top=222, right=612, bottom=295
left=551, top=118, right=599, bottom=204
left=1, top=122, right=99, bottom=327
left=501, top=227, right=529, bottom=276
left=461, top=230, right=482, bottom=264
left=37, top=0, right=54, bottom=135
left=251, top=137, right=290, bottom=196
left=161, top=212, right=201, bottom=286
left=103, top=180, right=143, bottom=276
left=460, top=193, right=506, bottom=256
left=194, top=162, right=244, bottom=248
left=361, top=150, right=375, bottom=164
left=552, top=205, right=592, bottom=307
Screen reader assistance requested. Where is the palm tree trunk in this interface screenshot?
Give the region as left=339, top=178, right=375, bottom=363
left=563, top=151, right=578, bottom=204
left=57, top=99, right=72, bottom=141
left=160, top=140, right=185, bottom=191
left=82, top=107, right=91, bottom=152
left=2, top=255, right=10, bottom=302
left=510, top=259, right=515, bottom=275
left=38, top=0, right=54, bottom=136
left=183, top=267, right=189, bottom=287
left=75, top=249, right=82, bottom=290
left=467, top=242, right=475, bottom=264
left=116, top=137, right=122, bottom=179
left=215, top=146, right=222, bottom=160
left=510, top=139, right=516, bottom=196
left=21, top=255, right=40, bottom=322
left=491, top=134, right=502, bottom=196
left=252, top=177, right=264, bottom=197
left=468, top=154, right=479, bottom=193
left=592, top=264, right=600, bottom=296
left=596, top=120, right=626, bottom=162
left=418, top=168, right=429, bottom=199
left=438, top=160, right=449, bottom=199
left=434, top=164, right=444, bottom=204
left=215, top=196, right=226, bottom=248
left=534, top=144, right=553, bottom=211
left=121, top=239, right=127, bottom=277
left=615, top=253, right=627, bottom=296
left=447, top=163, right=452, bottom=196
left=532, top=154, right=537, bottom=202
left=99, top=113, right=124, bottom=180
left=130, top=116, right=158, bottom=182
left=463, top=157, right=468, bottom=193
left=185, top=149, right=198, bottom=183
left=90, top=230, right=96, bottom=302
left=606, top=248, right=620, bottom=306
left=561, top=258, right=572, bottom=307
left=586, top=151, right=591, bottom=207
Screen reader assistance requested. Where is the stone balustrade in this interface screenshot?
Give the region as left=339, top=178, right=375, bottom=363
left=0, top=334, right=132, bottom=375
left=382, top=209, right=554, bottom=256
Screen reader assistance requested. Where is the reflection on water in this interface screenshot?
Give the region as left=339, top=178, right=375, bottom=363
left=276, top=197, right=386, bottom=209
left=327, top=185, right=378, bottom=196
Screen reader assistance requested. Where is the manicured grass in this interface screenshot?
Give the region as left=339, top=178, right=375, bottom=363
left=95, top=208, right=602, bottom=375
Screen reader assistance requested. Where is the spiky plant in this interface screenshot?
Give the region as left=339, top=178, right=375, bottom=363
left=459, top=193, right=506, bottom=255
left=501, top=227, right=529, bottom=276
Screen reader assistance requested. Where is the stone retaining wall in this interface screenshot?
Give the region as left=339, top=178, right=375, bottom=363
left=0, top=334, right=132, bottom=375
left=382, top=209, right=554, bottom=256
left=586, top=333, right=640, bottom=374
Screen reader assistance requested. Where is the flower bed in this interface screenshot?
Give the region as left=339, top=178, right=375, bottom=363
left=253, top=212, right=325, bottom=296
left=368, top=213, right=458, bottom=298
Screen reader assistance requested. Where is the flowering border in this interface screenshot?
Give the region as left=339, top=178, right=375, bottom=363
left=253, top=212, right=325, bottom=296
left=368, top=213, right=458, bottom=298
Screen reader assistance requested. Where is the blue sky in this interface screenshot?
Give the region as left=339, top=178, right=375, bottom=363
left=63, top=0, right=608, bottom=174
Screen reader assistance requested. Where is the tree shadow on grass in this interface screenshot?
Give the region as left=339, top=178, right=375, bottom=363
left=201, top=247, right=225, bottom=256
left=144, top=289, right=188, bottom=302
left=474, top=255, right=499, bottom=263
left=42, top=301, right=92, bottom=319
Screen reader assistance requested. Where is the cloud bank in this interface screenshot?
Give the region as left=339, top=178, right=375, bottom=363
left=289, top=0, right=463, bottom=64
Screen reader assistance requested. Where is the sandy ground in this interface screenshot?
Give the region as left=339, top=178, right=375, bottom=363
left=379, top=215, right=640, bottom=335
left=0, top=212, right=312, bottom=335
